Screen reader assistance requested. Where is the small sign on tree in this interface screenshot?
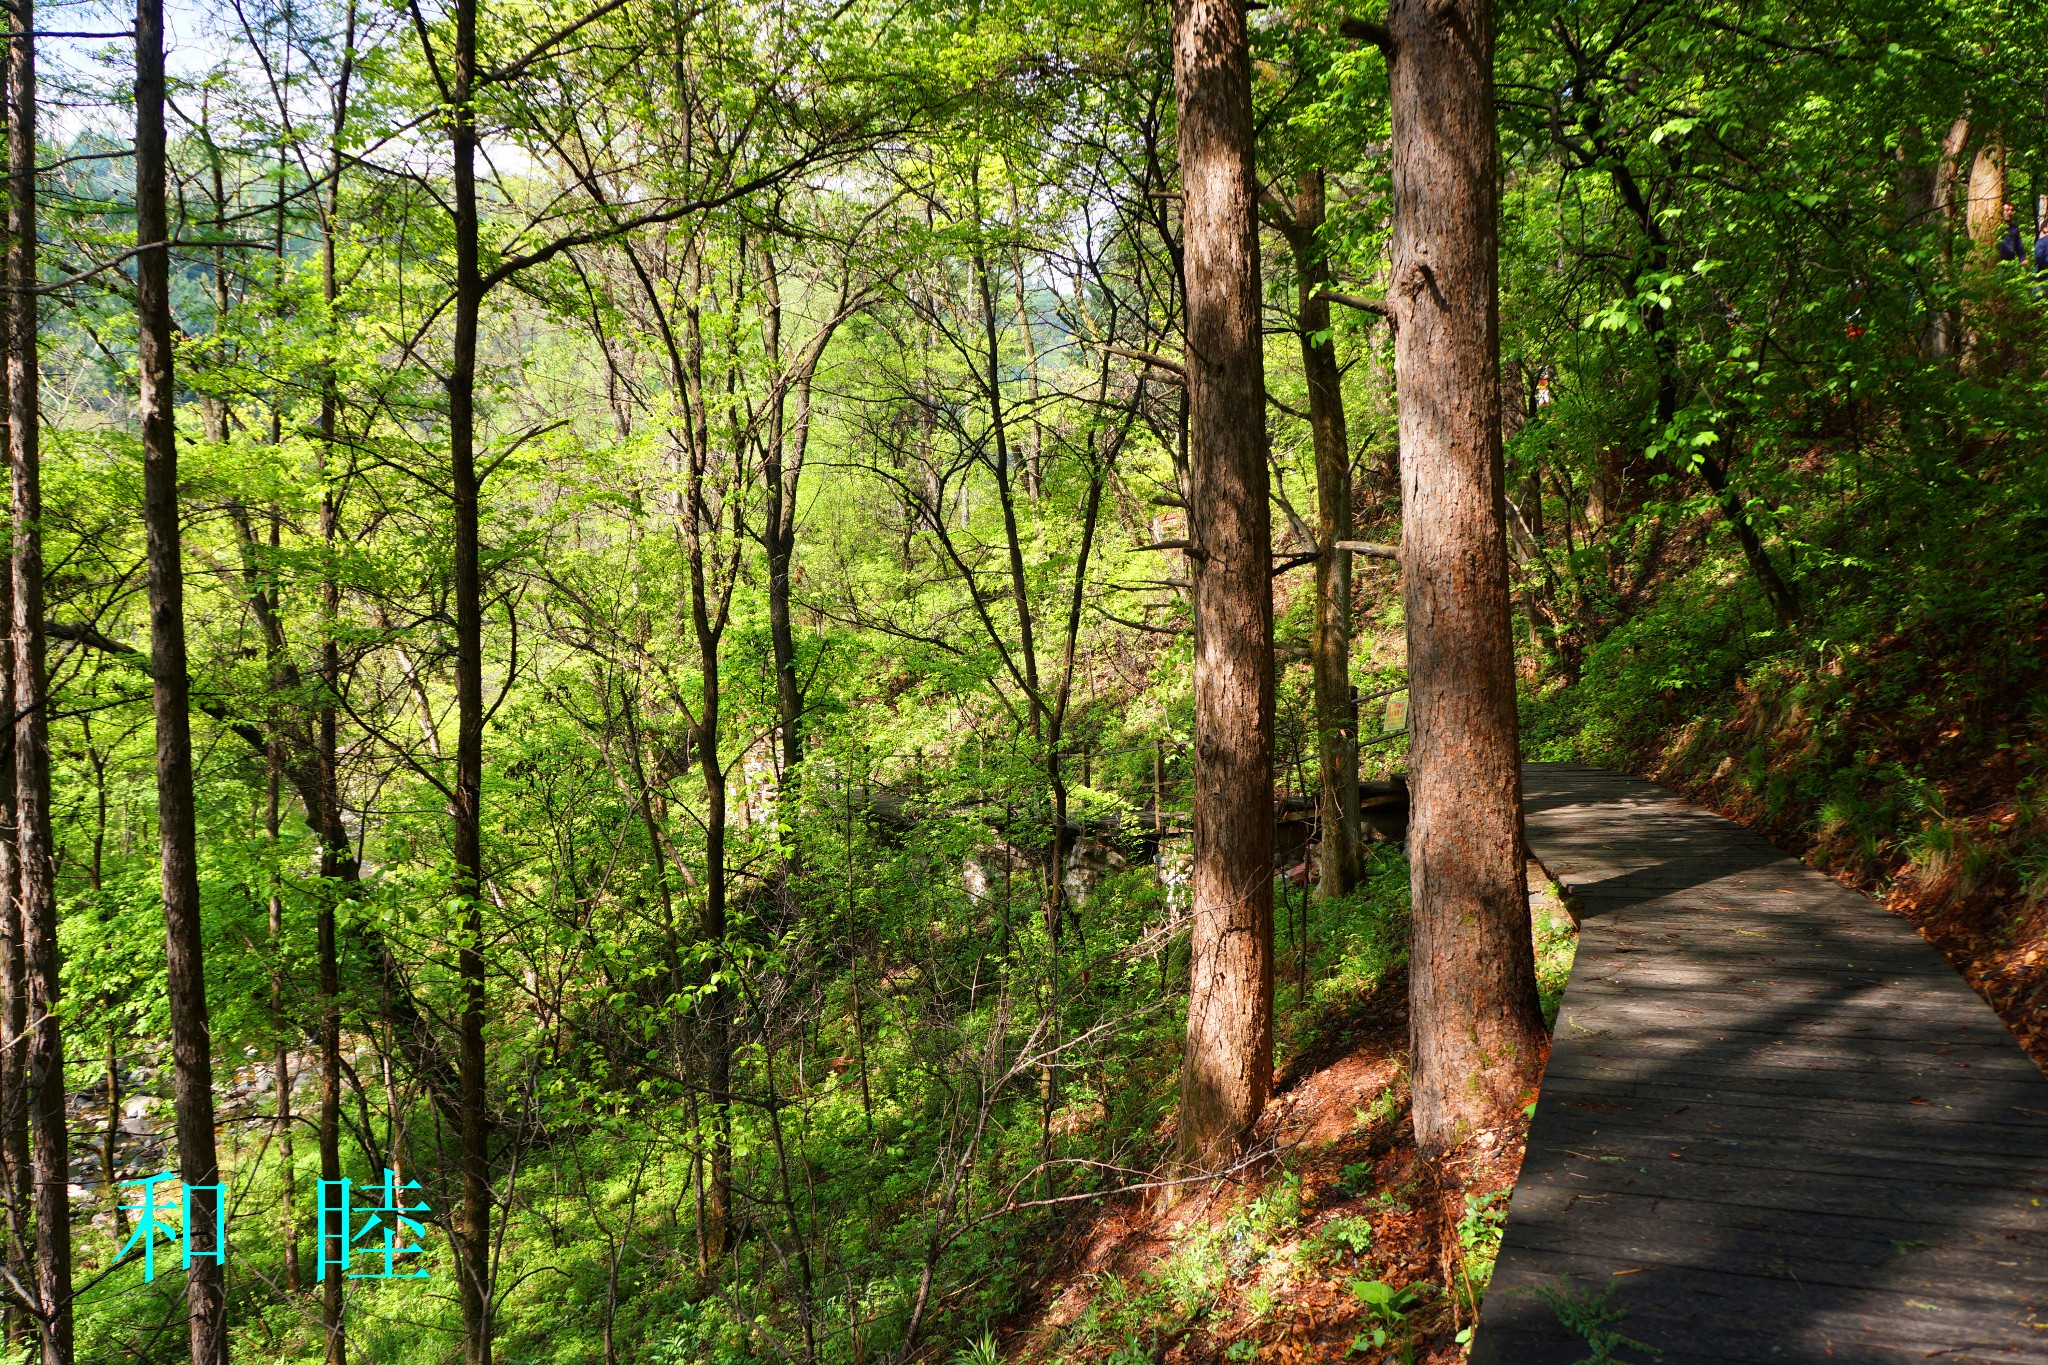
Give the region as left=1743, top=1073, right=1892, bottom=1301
left=1383, top=693, right=1409, bottom=733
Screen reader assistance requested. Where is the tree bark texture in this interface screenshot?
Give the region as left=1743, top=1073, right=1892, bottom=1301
left=1965, top=130, right=2006, bottom=249
left=8, top=8, right=70, bottom=1356
left=138, top=7, right=229, bottom=1359
left=1172, top=0, right=1276, bottom=1174
left=1928, top=115, right=1970, bottom=360
left=0, top=103, right=25, bottom=1317
left=1386, top=0, right=1546, bottom=1153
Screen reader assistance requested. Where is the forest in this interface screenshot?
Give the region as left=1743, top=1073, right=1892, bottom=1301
left=0, top=0, right=2040, bottom=1360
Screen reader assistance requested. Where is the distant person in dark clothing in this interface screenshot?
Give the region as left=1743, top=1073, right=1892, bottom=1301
left=2034, top=223, right=2048, bottom=274
left=1999, top=202, right=2026, bottom=262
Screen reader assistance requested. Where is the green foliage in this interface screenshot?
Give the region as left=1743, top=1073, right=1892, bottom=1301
left=1338, top=1163, right=1378, bottom=1197
left=949, top=1331, right=1002, bottom=1365
left=1346, top=1278, right=1430, bottom=1360
left=1457, top=1191, right=1510, bottom=1314
left=1352, top=1080, right=1404, bottom=1133
left=1305, top=1214, right=1374, bottom=1266
left=1306, top=851, right=1414, bottom=1010
left=1105, top=1335, right=1158, bottom=1365
left=1533, top=905, right=1579, bottom=1029
left=1534, top=1279, right=1663, bottom=1365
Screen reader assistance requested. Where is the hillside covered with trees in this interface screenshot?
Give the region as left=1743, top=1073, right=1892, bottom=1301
left=0, top=0, right=2039, bottom=1360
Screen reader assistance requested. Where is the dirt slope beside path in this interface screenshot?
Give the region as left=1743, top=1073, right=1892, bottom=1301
left=996, top=884, right=1576, bottom=1364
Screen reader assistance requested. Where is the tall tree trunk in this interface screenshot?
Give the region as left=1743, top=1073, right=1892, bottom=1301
left=201, top=109, right=232, bottom=445
left=1385, top=0, right=1546, bottom=1153
left=1282, top=171, right=1361, bottom=900
left=137, top=5, right=229, bottom=1357
left=316, top=776, right=344, bottom=1365
left=681, top=272, right=734, bottom=1268
left=102, top=1036, right=121, bottom=1233
left=758, top=269, right=855, bottom=796
left=759, top=251, right=806, bottom=782
left=267, top=744, right=299, bottom=1294
left=0, top=105, right=25, bottom=1340
left=84, top=792, right=113, bottom=1232
left=975, top=252, right=1062, bottom=940
left=1965, top=130, right=2006, bottom=249
left=1171, top=0, right=1276, bottom=1174
left=975, top=254, right=1044, bottom=739
left=447, top=0, right=494, bottom=1356
left=1928, top=115, right=1971, bottom=360
left=694, top=647, right=733, bottom=1272
left=9, top=6, right=70, bottom=1353
left=260, top=169, right=297, bottom=1297
left=315, top=10, right=356, bottom=1353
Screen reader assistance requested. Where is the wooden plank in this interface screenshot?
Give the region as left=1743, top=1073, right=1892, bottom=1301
left=1468, top=765, right=2048, bottom=1365
left=1504, top=1152, right=2047, bottom=1232
left=1550, top=1005, right=2029, bottom=1050
left=1536, top=1034, right=2032, bottom=1081
left=1514, top=1141, right=2047, bottom=1200
left=1479, top=1246, right=2048, bottom=1363
left=1536, top=1073, right=2048, bottom=1130
left=1497, top=1203, right=2046, bottom=1293
left=1520, top=1117, right=2048, bottom=1180
left=1502, top=1179, right=2048, bottom=1256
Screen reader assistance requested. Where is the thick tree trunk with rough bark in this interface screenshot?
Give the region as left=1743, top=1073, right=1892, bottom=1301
left=1172, top=0, right=1276, bottom=1174
left=1385, top=0, right=1546, bottom=1153
left=138, top=7, right=229, bottom=1359
left=8, top=10, right=70, bottom=1357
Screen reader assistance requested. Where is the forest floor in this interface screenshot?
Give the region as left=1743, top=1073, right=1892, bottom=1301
left=996, top=880, right=1575, bottom=1364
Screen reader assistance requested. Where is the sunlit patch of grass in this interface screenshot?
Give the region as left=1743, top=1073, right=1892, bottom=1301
left=1060, top=1173, right=1311, bottom=1358
left=1305, top=850, right=1412, bottom=1012
left=1304, top=1214, right=1375, bottom=1270
left=2018, top=844, right=2048, bottom=910
left=1534, top=898, right=1577, bottom=1030
left=1352, top=1079, right=1403, bottom=1134
left=1815, top=797, right=1858, bottom=839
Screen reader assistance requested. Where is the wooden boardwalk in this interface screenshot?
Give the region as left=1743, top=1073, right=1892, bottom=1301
left=1469, top=764, right=2048, bottom=1365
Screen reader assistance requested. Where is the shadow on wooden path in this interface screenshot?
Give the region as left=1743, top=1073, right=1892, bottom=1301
left=1469, top=764, right=2048, bottom=1365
